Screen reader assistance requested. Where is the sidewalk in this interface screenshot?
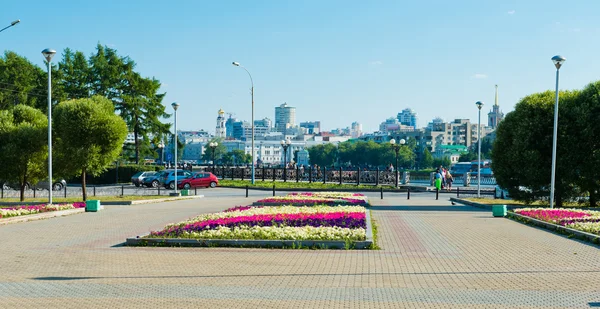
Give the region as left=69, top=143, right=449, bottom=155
left=0, top=189, right=598, bottom=308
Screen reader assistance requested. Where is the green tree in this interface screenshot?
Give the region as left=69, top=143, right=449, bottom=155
left=492, top=90, right=579, bottom=205
left=0, top=51, right=48, bottom=111
left=0, top=105, right=48, bottom=201
left=420, top=148, right=434, bottom=169
left=53, top=96, right=128, bottom=201
left=57, top=48, right=91, bottom=100
left=232, top=149, right=251, bottom=164
left=307, top=144, right=337, bottom=167
left=200, top=139, right=227, bottom=163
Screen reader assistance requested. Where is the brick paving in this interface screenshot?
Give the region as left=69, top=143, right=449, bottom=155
left=0, top=188, right=598, bottom=308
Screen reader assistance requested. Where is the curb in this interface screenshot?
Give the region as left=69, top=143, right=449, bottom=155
left=125, top=208, right=374, bottom=250
left=449, top=197, right=521, bottom=211
left=218, top=185, right=427, bottom=193
left=0, top=208, right=85, bottom=225
left=101, top=195, right=204, bottom=205
left=507, top=212, right=600, bottom=245
left=251, top=202, right=368, bottom=207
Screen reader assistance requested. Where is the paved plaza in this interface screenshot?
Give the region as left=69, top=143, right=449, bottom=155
left=0, top=188, right=598, bottom=308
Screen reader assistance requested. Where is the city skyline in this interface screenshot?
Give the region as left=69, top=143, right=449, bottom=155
left=3, top=1, right=600, bottom=132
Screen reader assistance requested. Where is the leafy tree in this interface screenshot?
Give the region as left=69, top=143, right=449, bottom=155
left=492, top=90, right=579, bottom=205
left=57, top=48, right=90, bottom=100
left=53, top=96, right=128, bottom=201
left=200, top=138, right=227, bottom=163
left=0, top=105, right=48, bottom=201
left=0, top=51, right=48, bottom=111
left=307, top=144, right=337, bottom=167
left=420, top=148, right=434, bottom=169
left=432, top=157, right=451, bottom=170
left=232, top=149, right=252, bottom=164
left=458, top=151, right=477, bottom=162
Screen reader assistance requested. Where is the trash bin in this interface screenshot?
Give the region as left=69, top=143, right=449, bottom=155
left=492, top=205, right=507, bottom=217
left=180, top=189, right=189, bottom=196
left=86, top=200, right=101, bottom=212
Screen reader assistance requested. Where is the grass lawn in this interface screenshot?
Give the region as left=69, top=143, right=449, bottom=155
left=0, top=195, right=170, bottom=205
left=219, top=179, right=398, bottom=191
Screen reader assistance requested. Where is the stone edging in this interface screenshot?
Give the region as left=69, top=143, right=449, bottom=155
left=101, top=195, right=204, bottom=205
left=251, top=202, right=368, bottom=207
left=0, top=208, right=85, bottom=225
left=125, top=208, right=374, bottom=250
left=507, top=212, right=600, bottom=245
left=450, top=198, right=600, bottom=246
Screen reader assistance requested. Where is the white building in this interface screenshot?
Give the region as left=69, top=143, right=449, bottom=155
left=275, top=102, right=296, bottom=133
left=215, top=109, right=226, bottom=138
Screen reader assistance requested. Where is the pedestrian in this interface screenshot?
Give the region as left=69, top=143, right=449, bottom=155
left=434, top=169, right=442, bottom=191
left=441, top=166, right=446, bottom=189
left=446, top=170, right=453, bottom=191
left=389, top=163, right=394, bottom=173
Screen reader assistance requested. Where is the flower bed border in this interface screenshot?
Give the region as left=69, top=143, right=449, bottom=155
left=125, top=210, right=374, bottom=249
left=251, top=202, right=368, bottom=207
left=507, top=212, right=600, bottom=245
left=0, top=208, right=85, bottom=225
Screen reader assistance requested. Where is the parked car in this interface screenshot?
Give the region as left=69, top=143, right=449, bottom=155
left=142, top=171, right=166, bottom=188
left=1, top=179, right=66, bottom=191
left=131, top=171, right=158, bottom=187
left=161, top=170, right=193, bottom=189
left=177, top=172, right=218, bottom=189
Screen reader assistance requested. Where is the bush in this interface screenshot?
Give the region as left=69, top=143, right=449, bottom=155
left=67, top=164, right=163, bottom=185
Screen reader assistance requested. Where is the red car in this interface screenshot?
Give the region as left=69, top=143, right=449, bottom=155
left=177, top=172, right=219, bottom=189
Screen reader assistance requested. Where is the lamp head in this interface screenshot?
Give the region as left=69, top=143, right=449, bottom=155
left=551, top=55, right=566, bottom=70
left=400, top=139, right=406, bottom=145
left=11, top=19, right=20, bottom=26
left=232, top=61, right=240, bottom=67
left=286, top=139, right=291, bottom=145
left=475, top=101, right=484, bottom=110
left=390, top=139, right=396, bottom=145
left=41, top=48, right=56, bottom=62
left=280, top=140, right=285, bottom=145
left=171, top=102, right=180, bottom=111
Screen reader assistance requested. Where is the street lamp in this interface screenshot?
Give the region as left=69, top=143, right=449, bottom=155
left=42, top=48, right=56, bottom=204
left=171, top=102, right=180, bottom=196
left=158, top=140, right=165, bottom=165
left=475, top=101, right=484, bottom=198
left=209, top=142, right=218, bottom=174
left=389, top=138, right=405, bottom=187
left=550, top=55, right=566, bottom=209
left=280, top=139, right=291, bottom=182
left=232, top=61, right=255, bottom=184
left=0, top=19, right=20, bottom=34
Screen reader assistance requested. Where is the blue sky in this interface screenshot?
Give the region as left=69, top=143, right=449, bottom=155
left=2, top=0, right=599, bottom=133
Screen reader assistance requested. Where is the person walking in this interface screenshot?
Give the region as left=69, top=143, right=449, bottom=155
left=434, top=169, right=442, bottom=191
left=445, top=170, right=453, bottom=191
left=440, top=166, right=447, bottom=189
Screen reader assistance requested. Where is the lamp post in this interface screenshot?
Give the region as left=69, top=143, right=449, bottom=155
left=232, top=61, right=255, bottom=184
left=475, top=101, right=484, bottom=198
left=42, top=48, right=56, bottom=204
left=281, top=139, right=291, bottom=182
left=0, top=19, right=20, bottom=34
left=550, top=55, right=566, bottom=209
left=158, top=140, right=165, bottom=165
left=171, top=102, right=180, bottom=196
left=390, top=138, right=405, bottom=187
left=209, top=142, right=218, bottom=174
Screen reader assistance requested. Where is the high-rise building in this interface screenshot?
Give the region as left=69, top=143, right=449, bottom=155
left=254, top=117, right=272, bottom=129
left=300, top=121, right=321, bottom=134
left=275, top=102, right=296, bottom=133
left=488, top=85, right=504, bottom=129
left=397, top=108, right=418, bottom=128
left=215, top=109, right=226, bottom=138
left=351, top=122, right=362, bottom=138
left=225, top=114, right=237, bottom=138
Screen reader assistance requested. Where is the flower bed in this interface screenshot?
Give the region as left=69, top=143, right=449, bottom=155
left=514, top=208, right=600, bottom=235
left=0, top=202, right=86, bottom=219
left=255, top=192, right=368, bottom=206
left=145, top=205, right=368, bottom=242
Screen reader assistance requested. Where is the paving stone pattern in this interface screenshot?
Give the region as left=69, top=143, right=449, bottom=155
left=0, top=188, right=598, bottom=308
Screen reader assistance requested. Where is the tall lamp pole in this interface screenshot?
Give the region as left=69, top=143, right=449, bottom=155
left=390, top=139, right=405, bottom=188
left=475, top=101, right=484, bottom=198
left=550, top=55, right=566, bottom=209
left=281, top=140, right=291, bottom=182
left=209, top=142, right=218, bottom=174
left=42, top=48, right=56, bottom=204
left=0, top=19, right=20, bottom=34
left=171, top=102, right=180, bottom=196
left=232, top=61, right=255, bottom=184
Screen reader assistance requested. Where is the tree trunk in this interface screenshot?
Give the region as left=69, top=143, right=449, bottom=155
left=81, top=168, right=87, bottom=201
left=19, top=172, right=28, bottom=202
left=590, top=189, right=597, bottom=208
